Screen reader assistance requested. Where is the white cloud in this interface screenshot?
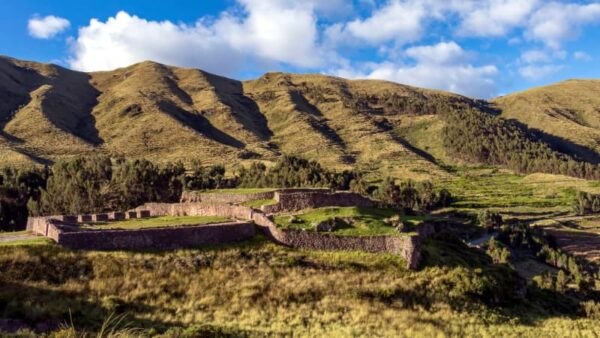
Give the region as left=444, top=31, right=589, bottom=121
left=519, top=49, right=567, bottom=64
left=69, top=0, right=326, bottom=73
left=405, top=41, right=467, bottom=65
left=328, top=1, right=426, bottom=46
left=457, top=0, right=539, bottom=37
left=68, top=11, right=243, bottom=73
left=519, top=64, right=562, bottom=80
left=526, top=2, right=600, bottom=48
left=28, top=15, right=70, bottom=39
left=215, top=0, right=323, bottom=68
left=63, top=0, right=600, bottom=98
left=520, top=49, right=551, bottom=64
left=574, top=51, right=592, bottom=61
left=336, top=41, right=498, bottom=98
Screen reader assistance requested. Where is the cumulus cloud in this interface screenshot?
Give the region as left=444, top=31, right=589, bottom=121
left=215, top=0, right=323, bottom=68
left=28, top=15, right=70, bottom=39
left=62, top=0, right=600, bottom=97
left=69, top=0, right=325, bottom=73
left=526, top=2, right=600, bottom=48
left=574, top=51, right=592, bottom=61
left=457, top=0, right=539, bottom=37
left=337, top=42, right=498, bottom=98
left=404, top=41, right=468, bottom=65
left=68, top=11, right=242, bottom=73
left=327, top=1, right=426, bottom=46
left=519, top=64, right=563, bottom=80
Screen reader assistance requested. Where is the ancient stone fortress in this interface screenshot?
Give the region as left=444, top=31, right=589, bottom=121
left=27, top=189, right=432, bottom=269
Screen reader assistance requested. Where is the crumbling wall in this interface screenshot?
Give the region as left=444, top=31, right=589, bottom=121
left=262, top=191, right=375, bottom=213
left=26, top=200, right=430, bottom=270
left=250, top=210, right=426, bottom=269
left=180, top=191, right=275, bottom=204
left=133, top=202, right=253, bottom=220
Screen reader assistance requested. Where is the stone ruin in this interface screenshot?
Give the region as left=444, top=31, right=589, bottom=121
left=26, top=189, right=433, bottom=269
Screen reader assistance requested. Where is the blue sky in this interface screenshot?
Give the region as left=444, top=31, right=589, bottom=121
left=1, top=0, right=600, bottom=98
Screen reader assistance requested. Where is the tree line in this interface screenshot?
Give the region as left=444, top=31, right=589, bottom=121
left=572, top=191, right=600, bottom=215
left=0, top=155, right=454, bottom=231
left=442, top=107, right=600, bottom=180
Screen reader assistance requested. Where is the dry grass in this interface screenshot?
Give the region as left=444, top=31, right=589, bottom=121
left=0, top=56, right=463, bottom=178
left=494, top=79, right=600, bottom=161
left=0, top=238, right=598, bottom=336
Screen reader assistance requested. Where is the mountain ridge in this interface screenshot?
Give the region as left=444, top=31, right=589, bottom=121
left=1, top=55, right=599, bottom=181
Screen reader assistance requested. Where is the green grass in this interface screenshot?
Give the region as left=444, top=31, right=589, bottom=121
left=85, top=215, right=230, bottom=230
left=0, top=230, right=31, bottom=237
left=438, top=169, right=600, bottom=214
left=0, top=237, right=52, bottom=247
left=274, top=207, right=427, bottom=236
left=200, top=188, right=276, bottom=194
left=241, top=198, right=277, bottom=208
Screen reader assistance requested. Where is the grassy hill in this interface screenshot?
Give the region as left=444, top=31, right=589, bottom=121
left=2, top=55, right=600, bottom=181
left=493, top=79, right=600, bottom=163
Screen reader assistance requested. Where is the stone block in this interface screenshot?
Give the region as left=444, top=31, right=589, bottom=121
left=138, top=210, right=151, bottom=218
left=58, top=215, right=78, bottom=223
left=92, top=214, right=109, bottom=222
left=78, top=214, right=92, bottom=223
left=110, top=212, right=125, bottom=221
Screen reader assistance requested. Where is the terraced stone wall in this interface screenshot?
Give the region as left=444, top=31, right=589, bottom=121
left=261, top=190, right=375, bottom=213
left=180, top=191, right=275, bottom=204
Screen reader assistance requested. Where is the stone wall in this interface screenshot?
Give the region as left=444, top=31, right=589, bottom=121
left=133, top=202, right=254, bottom=220
left=180, top=191, right=275, bottom=204
left=250, top=209, right=426, bottom=269
left=27, top=200, right=430, bottom=270
left=55, top=221, right=254, bottom=251
left=26, top=214, right=254, bottom=251
left=261, top=190, right=375, bottom=213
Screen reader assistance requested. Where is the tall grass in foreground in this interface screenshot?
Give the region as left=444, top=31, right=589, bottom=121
left=0, top=237, right=598, bottom=337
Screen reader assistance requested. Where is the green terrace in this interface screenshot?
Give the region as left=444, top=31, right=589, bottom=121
left=274, top=206, right=430, bottom=237
left=82, top=215, right=231, bottom=230
left=0, top=231, right=52, bottom=247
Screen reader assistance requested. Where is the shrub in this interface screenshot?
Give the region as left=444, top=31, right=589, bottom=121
left=583, top=301, right=600, bottom=319
left=486, top=238, right=510, bottom=264
left=478, top=210, right=503, bottom=228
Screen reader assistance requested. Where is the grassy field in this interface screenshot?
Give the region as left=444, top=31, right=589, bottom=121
left=85, top=216, right=230, bottom=230
left=438, top=168, right=600, bottom=216
left=0, top=237, right=52, bottom=247
left=0, top=237, right=598, bottom=336
left=0, top=230, right=32, bottom=237
left=274, top=207, right=428, bottom=236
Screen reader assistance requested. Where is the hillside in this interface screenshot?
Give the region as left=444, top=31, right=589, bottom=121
left=0, top=56, right=472, bottom=179
left=493, top=80, right=600, bottom=163
left=1, top=55, right=599, bottom=181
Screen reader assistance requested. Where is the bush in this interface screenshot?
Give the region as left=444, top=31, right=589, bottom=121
left=376, top=178, right=452, bottom=212
left=486, top=238, right=510, bottom=264
left=478, top=210, right=503, bottom=228
left=583, top=301, right=600, bottom=319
